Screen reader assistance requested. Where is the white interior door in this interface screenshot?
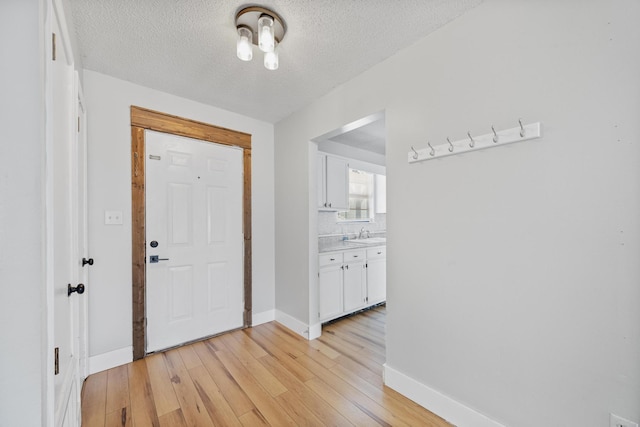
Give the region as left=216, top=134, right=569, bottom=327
left=146, top=130, right=244, bottom=353
left=52, top=6, right=81, bottom=427
left=74, top=76, right=89, bottom=382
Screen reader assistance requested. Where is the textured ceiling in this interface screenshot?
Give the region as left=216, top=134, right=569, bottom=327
left=67, top=0, right=481, bottom=123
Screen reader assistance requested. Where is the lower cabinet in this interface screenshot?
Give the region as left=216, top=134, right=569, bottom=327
left=318, top=246, right=385, bottom=322
left=318, top=265, right=343, bottom=321
left=343, top=255, right=366, bottom=312
left=366, top=247, right=386, bottom=305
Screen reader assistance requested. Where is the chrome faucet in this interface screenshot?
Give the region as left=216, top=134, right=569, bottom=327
left=358, top=227, right=370, bottom=239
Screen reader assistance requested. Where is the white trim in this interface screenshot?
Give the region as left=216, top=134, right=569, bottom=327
left=52, top=0, right=74, bottom=66
left=308, top=322, right=322, bottom=340
left=252, top=309, right=275, bottom=326
left=383, top=364, right=506, bottom=427
left=89, top=347, right=133, bottom=375
left=53, top=364, right=77, bottom=426
left=275, top=310, right=311, bottom=340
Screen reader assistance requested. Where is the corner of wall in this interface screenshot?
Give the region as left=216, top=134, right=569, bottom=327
left=275, top=310, right=313, bottom=340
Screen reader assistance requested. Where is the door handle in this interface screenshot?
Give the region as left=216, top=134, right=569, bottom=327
left=149, top=255, right=169, bottom=263
left=68, top=283, right=85, bottom=297
left=82, top=257, right=94, bottom=267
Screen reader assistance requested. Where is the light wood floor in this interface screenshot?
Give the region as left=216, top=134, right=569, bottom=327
left=81, top=306, right=450, bottom=426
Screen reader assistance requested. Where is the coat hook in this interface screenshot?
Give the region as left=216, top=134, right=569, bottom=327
left=467, top=131, right=475, bottom=148
left=491, top=125, right=498, bottom=143
left=519, top=118, right=525, bottom=137
left=427, top=142, right=435, bottom=156
left=447, top=137, right=454, bottom=152
left=410, top=146, right=419, bottom=160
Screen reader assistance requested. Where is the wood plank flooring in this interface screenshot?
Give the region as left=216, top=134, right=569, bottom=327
left=81, top=306, right=450, bottom=426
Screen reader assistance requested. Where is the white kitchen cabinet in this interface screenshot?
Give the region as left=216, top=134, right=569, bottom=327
left=343, top=251, right=367, bottom=312
left=318, top=246, right=385, bottom=323
left=317, top=153, right=348, bottom=210
left=366, top=247, right=386, bottom=305
left=318, top=253, right=344, bottom=321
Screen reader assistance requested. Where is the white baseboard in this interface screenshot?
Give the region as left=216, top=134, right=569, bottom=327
left=275, top=310, right=312, bottom=340
left=252, top=309, right=275, bottom=326
left=383, top=364, right=505, bottom=427
left=89, top=346, right=133, bottom=375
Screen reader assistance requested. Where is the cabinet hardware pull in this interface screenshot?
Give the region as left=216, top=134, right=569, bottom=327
left=377, top=251, right=382, bottom=254
left=330, top=258, right=335, bottom=261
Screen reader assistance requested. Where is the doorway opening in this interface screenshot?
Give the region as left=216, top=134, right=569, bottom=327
left=130, top=106, right=252, bottom=360
left=310, top=111, right=387, bottom=337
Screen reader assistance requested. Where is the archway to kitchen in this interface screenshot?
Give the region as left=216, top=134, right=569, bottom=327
left=308, top=111, right=387, bottom=342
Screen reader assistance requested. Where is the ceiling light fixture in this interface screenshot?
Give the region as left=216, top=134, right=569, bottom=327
left=235, top=6, right=286, bottom=71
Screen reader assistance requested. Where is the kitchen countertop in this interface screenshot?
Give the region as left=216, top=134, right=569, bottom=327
left=319, top=238, right=386, bottom=253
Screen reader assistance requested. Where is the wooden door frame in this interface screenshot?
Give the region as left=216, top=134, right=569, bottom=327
left=130, top=106, right=252, bottom=360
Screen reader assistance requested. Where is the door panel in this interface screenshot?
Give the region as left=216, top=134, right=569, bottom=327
left=343, top=261, right=366, bottom=312
left=146, top=130, right=243, bottom=353
left=52, top=8, right=82, bottom=427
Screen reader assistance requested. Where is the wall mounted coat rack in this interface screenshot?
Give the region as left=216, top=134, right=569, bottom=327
left=408, top=120, right=542, bottom=164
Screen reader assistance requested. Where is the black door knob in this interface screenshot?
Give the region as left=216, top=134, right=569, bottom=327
left=68, top=283, right=85, bottom=296
left=82, top=258, right=94, bottom=267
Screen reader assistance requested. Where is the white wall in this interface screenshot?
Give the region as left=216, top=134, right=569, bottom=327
left=0, top=1, right=45, bottom=425
left=274, top=1, right=640, bottom=426
left=83, top=71, right=275, bottom=364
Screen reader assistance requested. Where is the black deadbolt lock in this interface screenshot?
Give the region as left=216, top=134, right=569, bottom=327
left=150, top=240, right=158, bottom=248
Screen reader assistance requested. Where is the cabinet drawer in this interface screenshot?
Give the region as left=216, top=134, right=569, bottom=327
left=344, top=250, right=366, bottom=262
left=366, top=247, right=386, bottom=260
left=319, top=252, right=343, bottom=267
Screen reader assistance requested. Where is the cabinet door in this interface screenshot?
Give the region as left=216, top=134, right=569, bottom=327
left=317, top=154, right=327, bottom=209
left=325, top=156, right=348, bottom=210
left=343, top=260, right=366, bottom=312
left=367, top=258, right=386, bottom=304
left=319, top=265, right=343, bottom=321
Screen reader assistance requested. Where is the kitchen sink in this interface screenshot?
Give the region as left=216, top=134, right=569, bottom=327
left=351, top=237, right=386, bottom=245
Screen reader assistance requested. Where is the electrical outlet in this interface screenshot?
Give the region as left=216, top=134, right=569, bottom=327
left=104, top=210, right=123, bottom=225
left=611, top=413, right=639, bottom=427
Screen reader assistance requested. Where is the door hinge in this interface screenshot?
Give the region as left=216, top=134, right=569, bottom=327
left=318, top=312, right=320, bottom=319
left=54, top=347, right=59, bottom=375
left=77, top=116, right=80, bottom=132
left=52, top=33, right=56, bottom=61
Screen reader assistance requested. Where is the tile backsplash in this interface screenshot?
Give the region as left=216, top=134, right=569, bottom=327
left=318, top=211, right=386, bottom=238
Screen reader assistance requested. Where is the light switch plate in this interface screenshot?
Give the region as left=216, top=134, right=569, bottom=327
left=611, top=413, right=639, bottom=427
left=104, top=210, right=123, bottom=225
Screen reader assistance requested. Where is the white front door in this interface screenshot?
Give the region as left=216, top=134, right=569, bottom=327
left=145, top=130, right=244, bottom=353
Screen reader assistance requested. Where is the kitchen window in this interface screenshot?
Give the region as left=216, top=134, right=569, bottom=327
left=338, top=168, right=374, bottom=221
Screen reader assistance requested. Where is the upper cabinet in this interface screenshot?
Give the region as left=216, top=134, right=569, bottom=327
left=317, top=154, right=348, bottom=211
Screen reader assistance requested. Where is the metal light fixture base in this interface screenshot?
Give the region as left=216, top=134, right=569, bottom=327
left=235, top=6, right=286, bottom=46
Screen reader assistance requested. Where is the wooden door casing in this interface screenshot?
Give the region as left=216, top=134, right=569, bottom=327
left=130, top=107, right=252, bottom=360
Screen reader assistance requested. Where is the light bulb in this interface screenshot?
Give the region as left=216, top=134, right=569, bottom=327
left=264, top=42, right=279, bottom=70
left=236, top=26, right=253, bottom=61
left=258, top=14, right=275, bottom=53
